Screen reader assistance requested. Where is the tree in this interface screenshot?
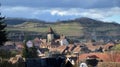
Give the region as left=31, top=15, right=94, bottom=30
left=22, top=46, right=38, bottom=58
left=22, top=41, right=29, bottom=58
left=0, top=49, right=11, bottom=59
left=112, top=44, right=120, bottom=51
left=0, top=7, right=8, bottom=46
left=27, top=46, right=38, bottom=58
left=22, top=40, right=38, bottom=58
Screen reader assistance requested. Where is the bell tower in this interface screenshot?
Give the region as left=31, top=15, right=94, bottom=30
left=47, top=27, right=54, bottom=44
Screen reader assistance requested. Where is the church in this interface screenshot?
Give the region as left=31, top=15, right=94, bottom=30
left=46, top=27, right=69, bottom=46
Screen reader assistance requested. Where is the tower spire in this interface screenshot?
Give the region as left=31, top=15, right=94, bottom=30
left=48, top=26, right=54, bottom=34
left=47, top=26, right=54, bottom=44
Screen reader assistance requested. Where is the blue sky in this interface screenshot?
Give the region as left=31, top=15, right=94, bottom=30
left=0, top=0, right=120, bottom=23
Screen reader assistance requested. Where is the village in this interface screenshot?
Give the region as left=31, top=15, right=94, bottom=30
left=0, top=27, right=120, bottom=67
left=1, top=0, right=120, bottom=67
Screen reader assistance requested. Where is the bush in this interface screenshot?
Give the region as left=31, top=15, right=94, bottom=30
left=0, top=49, right=11, bottom=59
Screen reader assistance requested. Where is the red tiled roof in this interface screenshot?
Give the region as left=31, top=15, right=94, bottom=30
left=68, top=45, right=74, bottom=51
left=48, top=27, right=54, bottom=34
left=85, top=43, right=103, bottom=51
left=57, top=45, right=66, bottom=53
left=73, top=45, right=81, bottom=53
left=103, top=43, right=114, bottom=50
left=87, top=55, right=99, bottom=58
left=34, top=37, right=40, bottom=42
left=79, top=52, right=120, bottom=62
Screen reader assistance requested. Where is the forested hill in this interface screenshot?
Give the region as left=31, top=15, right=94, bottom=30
left=5, top=18, right=45, bottom=25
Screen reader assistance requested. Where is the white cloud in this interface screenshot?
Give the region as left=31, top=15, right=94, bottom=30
left=51, top=10, right=67, bottom=16
left=1, top=6, right=120, bottom=23
left=48, top=7, right=120, bottom=22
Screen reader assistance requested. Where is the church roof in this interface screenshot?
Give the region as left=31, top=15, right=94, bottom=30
left=48, top=27, right=54, bottom=34
left=47, top=27, right=60, bottom=39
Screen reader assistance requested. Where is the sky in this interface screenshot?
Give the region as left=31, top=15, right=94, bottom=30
left=0, top=0, right=120, bottom=23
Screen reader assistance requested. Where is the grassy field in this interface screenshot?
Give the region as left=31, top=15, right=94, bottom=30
left=7, top=21, right=120, bottom=38
left=7, top=22, right=84, bottom=36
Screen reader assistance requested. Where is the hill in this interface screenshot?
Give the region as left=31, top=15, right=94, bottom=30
left=5, top=18, right=45, bottom=25
left=6, top=17, right=120, bottom=40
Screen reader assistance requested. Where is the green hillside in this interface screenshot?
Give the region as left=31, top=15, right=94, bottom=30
left=6, top=17, right=120, bottom=40
left=7, top=22, right=83, bottom=36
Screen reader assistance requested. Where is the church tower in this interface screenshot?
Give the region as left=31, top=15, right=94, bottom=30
left=47, top=27, right=54, bottom=44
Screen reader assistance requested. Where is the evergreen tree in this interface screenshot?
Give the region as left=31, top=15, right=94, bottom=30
left=22, top=44, right=38, bottom=58
left=28, top=46, right=38, bottom=58
left=22, top=40, right=38, bottom=58
left=22, top=40, right=29, bottom=58
left=0, top=12, right=8, bottom=46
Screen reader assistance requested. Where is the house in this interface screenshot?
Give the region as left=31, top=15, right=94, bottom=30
left=0, top=45, right=16, bottom=51
left=103, top=43, right=115, bottom=51
left=15, top=42, right=24, bottom=50
left=60, top=35, right=69, bottom=46
left=33, top=37, right=42, bottom=47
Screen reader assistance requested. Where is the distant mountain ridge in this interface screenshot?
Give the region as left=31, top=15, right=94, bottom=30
left=5, top=17, right=119, bottom=25
left=6, top=17, right=120, bottom=40
left=5, top=18, right=45, bottom=25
